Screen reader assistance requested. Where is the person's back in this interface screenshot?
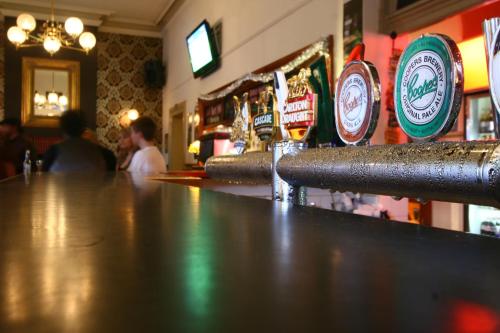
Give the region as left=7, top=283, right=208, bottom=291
left=42, top=110, right=106, bottom=173
left=128, top=145, right=166, bottom=174
left=0, top=118, right=36, bottom=173
left=81, top=128, right=116, bottom=171
left=48, top=137, right=105, bottom=173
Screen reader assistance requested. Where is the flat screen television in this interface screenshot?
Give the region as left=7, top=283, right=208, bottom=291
left=186, top=20, right=220, bottom=78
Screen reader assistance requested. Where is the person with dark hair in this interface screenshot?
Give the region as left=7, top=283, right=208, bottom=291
left=128, top=116, right=166, bottom=174
left=0, top=117, right=36, bottom=173
left=42, top=111, right=106, bottom=172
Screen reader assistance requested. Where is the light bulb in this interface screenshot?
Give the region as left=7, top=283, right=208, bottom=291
left=193, top=114, right=200, bottom=126
left=64, top=17, right=83, bottom=37
left=39, top=95, right=46, bottom=105
left=43, top=36, right=61, bottom=55
left=58, top=95, right=68, bottom=106
left=7, top=26, right=27, bottom=45
left=79, top=32, right=96, bottom=52
left=34, top=92, right=43, bottom=105
left=17, top=13, right=36, bottom=31
left=188, top=140, right=201, bottom=154
left=48, top=92, right=59, bottom=104
left=127, top=109, right=139, bottom=121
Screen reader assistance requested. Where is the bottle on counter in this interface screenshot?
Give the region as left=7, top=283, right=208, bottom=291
left=23, top=150, right=32, bottom=175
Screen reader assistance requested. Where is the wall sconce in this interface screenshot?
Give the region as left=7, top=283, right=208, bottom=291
left=119, top=108, right=140, bottom=128
left=188, top=112, right=200, bottom=126
left=127, top=109, right=139, bottom=121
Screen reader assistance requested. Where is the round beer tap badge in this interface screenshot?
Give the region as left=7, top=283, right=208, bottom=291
left=395, top=34, right=463, bottom=141
left=336, top=61, right=381, bottom=145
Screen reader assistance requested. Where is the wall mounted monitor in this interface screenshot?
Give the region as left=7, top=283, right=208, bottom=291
left=186, top=20, right=220, bottom=78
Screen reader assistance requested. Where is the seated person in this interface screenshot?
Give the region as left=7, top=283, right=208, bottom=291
left=128, top=116, right=166, bottom=174
left=42, top=111, right=106, bottom=173
left=116, top=128, right=137, bottom=171
left=0, top=145, right=15, bottom=180
left=0, top=161, right=15, bottom=180
left=81, top=128, right=117, bottom=171
left=0, top=118, right=36, bottom=173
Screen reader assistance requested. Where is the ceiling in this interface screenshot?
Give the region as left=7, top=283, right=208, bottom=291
left=0, top=0, right=184, bottom=37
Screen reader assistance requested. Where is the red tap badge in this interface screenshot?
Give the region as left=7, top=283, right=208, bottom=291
left=282, top=68, right=317, bottom=142
left=335, top=60, right=381, bottom=145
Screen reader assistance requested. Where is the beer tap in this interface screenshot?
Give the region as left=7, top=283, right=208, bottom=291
left=483, top=18, right=500, bottom=138
left=230, top=95, right=248, bottom=155
left=273, top=71, right=289, bottom=142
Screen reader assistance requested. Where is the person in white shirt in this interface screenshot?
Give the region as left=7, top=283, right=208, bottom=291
left=127, top=116, right=167, bottom=174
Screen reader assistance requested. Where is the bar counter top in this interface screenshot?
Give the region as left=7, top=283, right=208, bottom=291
left=1, top=173, right=499, bottom=332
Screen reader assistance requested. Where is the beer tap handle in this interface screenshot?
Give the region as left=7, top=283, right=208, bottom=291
left=233, top=95, right=241, bottom=118
left=274, top=70, right=289, bottom=141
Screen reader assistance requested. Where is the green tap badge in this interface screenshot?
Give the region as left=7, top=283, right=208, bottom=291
left=394, top=34, right=463, bottom=141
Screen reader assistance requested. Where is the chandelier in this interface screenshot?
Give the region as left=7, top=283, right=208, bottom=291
left=7, top=0, right=96, bottom=55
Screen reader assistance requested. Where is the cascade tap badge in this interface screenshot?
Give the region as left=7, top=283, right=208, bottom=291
left=283, top=68, right=317, bottom=141
left=394, top=34, right=463, bottom=141
left=252, top=87, right=277, bottom=142
left=335, top=60, right=380, bottom=145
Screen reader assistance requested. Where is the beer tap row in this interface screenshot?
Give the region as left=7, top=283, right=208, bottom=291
left=207, top=21, right=500, bottom=208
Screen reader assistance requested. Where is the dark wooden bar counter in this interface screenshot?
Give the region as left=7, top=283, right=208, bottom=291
left=1, top=173, right=499, bottom=332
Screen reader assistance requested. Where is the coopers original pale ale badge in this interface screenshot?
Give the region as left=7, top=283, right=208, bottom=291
left=335, top=60, right=380, bottom=145
left=253, top=86, right=278, bottom=142
left=283, top=68, right=317, bottom=142
left=394, top=34, right=463, bottom=141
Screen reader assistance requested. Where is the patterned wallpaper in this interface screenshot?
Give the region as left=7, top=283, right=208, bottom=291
left=0, top=26, right=162, bottom=147
left=96, top=32, right=163, bottom=151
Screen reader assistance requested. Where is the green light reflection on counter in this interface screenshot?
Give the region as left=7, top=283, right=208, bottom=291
left=184, top=187, right=214, bottom=319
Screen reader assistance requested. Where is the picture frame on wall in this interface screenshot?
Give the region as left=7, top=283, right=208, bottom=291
left=21, top=57, right=80, bottom=128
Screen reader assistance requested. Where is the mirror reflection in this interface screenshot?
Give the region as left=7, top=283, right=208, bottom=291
left=33, top=69, right=70, bottom=117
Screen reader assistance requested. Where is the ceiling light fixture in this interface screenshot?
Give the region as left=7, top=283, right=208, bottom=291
left=7, top=0, right=96, bottom=55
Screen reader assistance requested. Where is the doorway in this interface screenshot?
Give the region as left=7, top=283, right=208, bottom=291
left=168, top=101, right=186, bottom=170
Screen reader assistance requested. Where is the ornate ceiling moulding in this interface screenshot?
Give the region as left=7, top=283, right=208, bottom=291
left=0, top=0, right=108, bottom=26
left=98, top=19, right=161, bottom=38
left=0, top=0, right=165, bottom=38
left=156, top=0, right=186, bottom=28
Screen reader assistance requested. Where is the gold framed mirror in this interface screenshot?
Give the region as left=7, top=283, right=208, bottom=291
left=21, top=57, right=80, bottom=128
